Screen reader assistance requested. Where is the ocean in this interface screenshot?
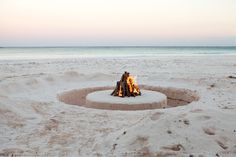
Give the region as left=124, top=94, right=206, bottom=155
left=0, top=46, right=236, bottom=60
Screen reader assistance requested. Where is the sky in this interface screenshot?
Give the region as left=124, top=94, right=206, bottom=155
left=0, top=0, right=236, bottom=46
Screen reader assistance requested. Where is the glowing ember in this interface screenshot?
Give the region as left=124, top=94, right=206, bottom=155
left=111, top=71, right=141, bottom=97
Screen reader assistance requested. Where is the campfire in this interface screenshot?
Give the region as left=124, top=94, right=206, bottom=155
left=111, top=71, right=141, bottom=97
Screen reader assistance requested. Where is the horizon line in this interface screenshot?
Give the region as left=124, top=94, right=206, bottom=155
left=1, top=45, right=236, bottom=48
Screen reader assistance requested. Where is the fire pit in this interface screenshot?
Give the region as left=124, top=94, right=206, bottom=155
left=111, top=71, right=141, bottom=97
left=86, top=89, right=167, bottom=110
left=83, top=72, right=168, bottom=110
left=58, top=72, right=200, bottom=110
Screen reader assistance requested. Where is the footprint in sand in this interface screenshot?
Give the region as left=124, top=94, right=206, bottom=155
left=215, top=136, right=229, bottom=150
left=216, top=139, right=228, bottom=150
left=128, top=136, right=152, bottom=156
left=202, top=127, right=215, bottom=135
left=162, top=144, right=185, bottom=151
left=44, top=118, right=59, bottom=131
left=196, top=115, right=211, bottom=121
left=183, top=119, right=190, bottom=125
left=131, top=135, right=149, bottom=146
left=190, top=109, right=203, bottom=113
left=150, top=112, right=163, bottom=121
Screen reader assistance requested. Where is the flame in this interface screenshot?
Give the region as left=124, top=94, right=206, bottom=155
left=111, top=72, right=141, bottom=97
left=127, top=75, right=140, bottom=96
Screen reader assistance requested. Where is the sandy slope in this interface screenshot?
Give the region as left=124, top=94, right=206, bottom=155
left=0, top=55, right=236, bottom=157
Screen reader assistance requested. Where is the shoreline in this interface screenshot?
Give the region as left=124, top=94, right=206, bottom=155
left=1, top=53, right=236, bottom=61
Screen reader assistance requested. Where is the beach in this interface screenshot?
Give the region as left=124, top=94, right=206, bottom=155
left=0, top=54, right=236, bottom=156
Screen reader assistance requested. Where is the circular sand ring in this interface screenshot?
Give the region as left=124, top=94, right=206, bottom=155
left=86, top=90, right=167, bottom=110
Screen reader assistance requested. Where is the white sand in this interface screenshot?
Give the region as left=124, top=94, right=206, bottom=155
left=86, top=90, right=167, bottom=110
left=87, top=90, right=166, bottom=104
left=0, top=55, right=236, bottom=156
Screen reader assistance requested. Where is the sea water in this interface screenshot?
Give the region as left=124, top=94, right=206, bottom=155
left=0, top=46, right=236, bottom=60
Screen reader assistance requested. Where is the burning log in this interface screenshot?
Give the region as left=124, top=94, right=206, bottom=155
left=111, top=71, right=141, bottom=97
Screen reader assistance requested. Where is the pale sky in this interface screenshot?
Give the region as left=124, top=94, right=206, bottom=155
left=0, top=0, right=236, bottom=46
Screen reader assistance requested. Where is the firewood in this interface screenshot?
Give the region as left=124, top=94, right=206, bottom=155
left=111, top=71, right=141, bottom=97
